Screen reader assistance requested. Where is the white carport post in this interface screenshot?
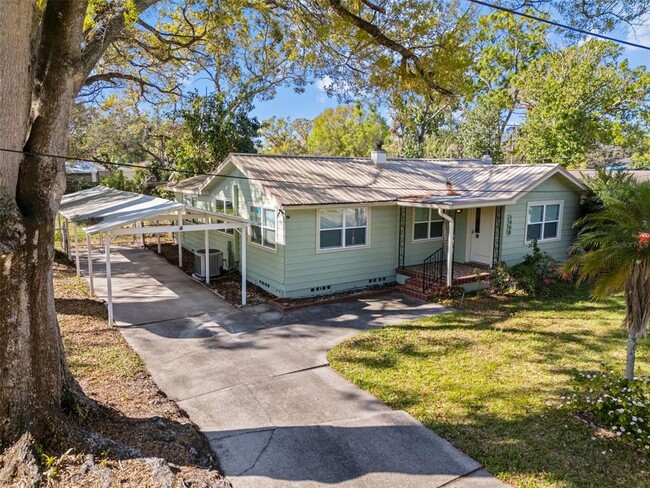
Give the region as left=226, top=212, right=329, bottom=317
left=156, top=221, right=161, bottom=254
left=438, top=208, right=454, bottom=287
left=86, top=234, right=95, bottom=296
left=73, top=223, right=80, bottom=276
left=105, top=231, right=114, bottom=326
left=241, top=225, right=247, bottom=306
left=204, top=230, right=210, bottom=284
left=177, top=210, right=183, bottom=268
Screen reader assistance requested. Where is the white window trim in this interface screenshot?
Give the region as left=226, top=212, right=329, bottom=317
left=215, top=197, right=235, bottom=235
left=249, top=204, right=278, bottom=252
left=316, top=207, right=371, bottom=253
left=525, top=200, right=563, bottom=244
left=411, top=207, right=444, bottom=243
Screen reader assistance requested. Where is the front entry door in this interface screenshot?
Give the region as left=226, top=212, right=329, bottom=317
left=468, top=207, right=495, bottom=265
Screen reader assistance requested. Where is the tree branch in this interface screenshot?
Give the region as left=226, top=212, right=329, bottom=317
left=325, top=0, right=454, bottom=97
left=75, top=0, right=160, bottom=93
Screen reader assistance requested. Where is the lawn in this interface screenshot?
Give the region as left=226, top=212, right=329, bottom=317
left=328, top=283, right=649, bottom=488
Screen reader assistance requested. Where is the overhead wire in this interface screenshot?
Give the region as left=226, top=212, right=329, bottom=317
left=467, top=0, right=650, bottom=51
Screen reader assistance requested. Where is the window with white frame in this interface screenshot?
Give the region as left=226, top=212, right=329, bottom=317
left=215, top=197, right=234, bottom=215
left=413, top=208, right=444, bottom=240
left=319, top=208, right=368, bottom=250
left=250, top=205, right=276, bottom=249
left=215, top=197, right=235, bottom=234
left=526, top=202, right=561, bottom=242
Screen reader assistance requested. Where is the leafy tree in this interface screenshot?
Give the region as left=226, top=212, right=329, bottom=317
left=515, top=40, right=650, bottom=167
left=258, top=116, right=311, bottom=155
left=563, top=179, right=650, bottom=379
left=458, top=10, right=548, bottom=163
left=307, top=103, right=389, bottom=156
left=168, top=91, right=260, bottom=175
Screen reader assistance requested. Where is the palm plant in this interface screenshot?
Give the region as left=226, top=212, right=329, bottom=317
left=563, top=179, right=650, bottom=380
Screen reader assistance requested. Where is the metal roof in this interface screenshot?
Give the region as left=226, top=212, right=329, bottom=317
left=166, top=174, right=211, bottom=192
left=59, top=186, right=184, bottom=235
left=183, top=154, right=586, bottom=208
left=570, top=169, right=650, bottom=183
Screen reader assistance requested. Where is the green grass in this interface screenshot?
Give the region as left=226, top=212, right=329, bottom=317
left=328, top=283, right=649, bottom=487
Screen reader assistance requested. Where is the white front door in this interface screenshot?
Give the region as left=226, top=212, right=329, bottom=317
left=468, top=207, right=495, bottom=265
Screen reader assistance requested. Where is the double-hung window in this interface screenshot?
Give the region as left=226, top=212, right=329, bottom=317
left=250, top=206, right=276, bottom=249
left=413, top=208, right=444, bottom=240
left=526, top=202, right=561, bottom=242
left=215, top=197, right=235, bottom=234
left=319, top=208, right=368, bottom=250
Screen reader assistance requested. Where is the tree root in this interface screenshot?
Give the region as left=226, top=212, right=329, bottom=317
left=0, top=432, right=40, bottom=487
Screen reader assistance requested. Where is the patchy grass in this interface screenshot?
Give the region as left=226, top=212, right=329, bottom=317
left=49, top=256, right=229, bottom=487
left=329, top=283, right=649, bottom=488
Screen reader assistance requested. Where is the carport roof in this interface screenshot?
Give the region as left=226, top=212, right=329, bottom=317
left=59, top=185, right=184, bottom=235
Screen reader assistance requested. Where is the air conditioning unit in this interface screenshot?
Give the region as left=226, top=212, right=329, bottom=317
left=193, top=249, right=223, bottom=279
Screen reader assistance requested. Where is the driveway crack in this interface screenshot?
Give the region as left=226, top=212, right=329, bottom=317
left=237, top=428, right=276, bottom=476
left=271, top=363, right=329, bottom=378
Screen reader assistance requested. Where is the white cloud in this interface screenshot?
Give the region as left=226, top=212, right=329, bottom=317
left=625, top=14, right=650, bottom=50
left=315, top=75, right=334, bottom=92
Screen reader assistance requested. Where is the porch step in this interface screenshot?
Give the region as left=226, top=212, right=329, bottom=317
left=395, top=284, right=441, bottom=301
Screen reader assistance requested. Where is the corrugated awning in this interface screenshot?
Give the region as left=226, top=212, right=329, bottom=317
left=59, top=185, right=184, bottom=235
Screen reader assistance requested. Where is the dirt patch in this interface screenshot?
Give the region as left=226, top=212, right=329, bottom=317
left=14, top=256, right=230, bottom=487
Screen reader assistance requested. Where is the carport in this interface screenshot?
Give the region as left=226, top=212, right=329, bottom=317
left=57, top=185, right=249, bottom=325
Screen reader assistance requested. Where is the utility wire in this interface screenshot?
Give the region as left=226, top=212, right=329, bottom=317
left=467, top=0, right=650, bottom=51
left=0, top=145, right=589, bottom=194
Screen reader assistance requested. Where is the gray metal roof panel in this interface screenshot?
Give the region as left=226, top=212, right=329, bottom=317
left=59, top=186, right=184, bottom=234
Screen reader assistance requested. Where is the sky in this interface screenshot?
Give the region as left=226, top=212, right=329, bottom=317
left=247, top=9, right=650, bottom=124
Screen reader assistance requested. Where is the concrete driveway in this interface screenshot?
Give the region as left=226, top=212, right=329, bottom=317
left=87, top=247, right=506, bottom=488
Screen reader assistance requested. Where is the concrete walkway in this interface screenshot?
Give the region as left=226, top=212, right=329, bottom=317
left=86, top=247, right=506, bottom=488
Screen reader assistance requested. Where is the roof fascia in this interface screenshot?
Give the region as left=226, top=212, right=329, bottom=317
left=509, top=165, right=588, bottom=204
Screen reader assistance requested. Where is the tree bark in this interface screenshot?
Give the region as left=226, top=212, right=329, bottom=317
left=623, top=260, right=650, bottom=380
left=0, top=0, right=88, bottom=448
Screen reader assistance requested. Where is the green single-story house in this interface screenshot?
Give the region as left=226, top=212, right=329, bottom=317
left=166, top=150, right=588, bottom=299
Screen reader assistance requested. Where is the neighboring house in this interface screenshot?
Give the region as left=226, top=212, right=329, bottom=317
left=65, top=161, right=110, bottom=192
left=570, top=169, right=650, bottom=184
left=166, top=150, right=587, bottom=299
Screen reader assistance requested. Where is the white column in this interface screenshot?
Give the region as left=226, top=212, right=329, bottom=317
left=241, top=226, right=247, bottom=306
left=105, top=231, right=114, bottom=326
left=156, top=221, right=161, bottom=253
left=438, top=208, right=454, bottom=287
left=74, top=224, right=80, bottom=276
left=177, top=211, right=183, bottom=268
left=204, top=230, right=210, bottom=284
left=86, top=234, right=95, bottom=296
left=140, top=221, right=146, bottom=247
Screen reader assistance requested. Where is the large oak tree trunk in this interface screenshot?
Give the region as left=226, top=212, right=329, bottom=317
left=0, top=0, right=88, bottom=447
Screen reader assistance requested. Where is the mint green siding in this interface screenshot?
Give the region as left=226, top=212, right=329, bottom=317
left=283, top=206, right=399, bottom=298
left=175, top=168, right=286, bottom=295
left=172, top=167, right=582, bottom=299
left=500, top=175, right=580, bottom=265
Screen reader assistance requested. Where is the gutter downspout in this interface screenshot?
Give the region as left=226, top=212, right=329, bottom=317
left=438, top=208, right=454, bottom=287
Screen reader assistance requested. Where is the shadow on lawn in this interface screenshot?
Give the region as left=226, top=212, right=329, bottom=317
left=421, top=410, right=646, bottom=488
left=55, top=298, right=108, bottom=320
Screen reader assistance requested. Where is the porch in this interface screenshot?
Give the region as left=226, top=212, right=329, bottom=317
left=395, top=204, right=503, bottom=300
left=395, top=262, right=491, bottom=300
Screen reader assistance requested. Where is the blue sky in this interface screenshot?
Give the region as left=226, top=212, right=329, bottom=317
left=248, top=10, right=649, bottom=123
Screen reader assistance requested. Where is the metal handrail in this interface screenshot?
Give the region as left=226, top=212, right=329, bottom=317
left=422, top=247, right=444, bottom=292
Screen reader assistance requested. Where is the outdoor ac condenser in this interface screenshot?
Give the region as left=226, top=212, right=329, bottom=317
left=193, top=249, right=223, bottom=279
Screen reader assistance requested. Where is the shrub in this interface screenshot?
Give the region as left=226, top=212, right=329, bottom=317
left=560, top=365, right=650, bottom=451
left=509, top=241, right=559, bottom=295
left=486, top=261, right=518, bottom=294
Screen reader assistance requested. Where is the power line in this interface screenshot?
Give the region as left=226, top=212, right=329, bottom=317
left=468, top=0, right=650, bottom=51
left=0, top=145, right=583, bottom=194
